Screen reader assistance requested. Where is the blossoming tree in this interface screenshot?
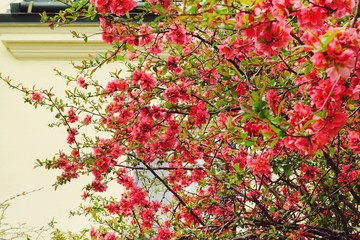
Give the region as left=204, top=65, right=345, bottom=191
left=2, top=0, right=360, bottom=239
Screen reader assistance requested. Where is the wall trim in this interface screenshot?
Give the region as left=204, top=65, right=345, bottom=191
left=0, top=24, right=110, bottom=61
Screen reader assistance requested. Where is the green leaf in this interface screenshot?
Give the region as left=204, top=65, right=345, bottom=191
left=126, top=43, right=135, bottom=52
left=329, top=147, right=335, bottom=157
left=269, top=123, right=280, bottom=134
left=318, top=30, right=339, bottom=52
left=272, top=165, right=279, bottom=174
left=240, top=0, right=252, bottom=6
left=245, top=140, right=255, bottom=147
left=250, top=91, right=259, bottom=103
left=270, top=137, right=279, bottom=147
left=283, top=164, right=292, bottom=176
left=304, top=62, right=313, bottom=75
left=234, top=163, right=240, bottom=173
left=277, top=98, right=286, bottom=116
left=269, top=206, right=276, bottom=213
left=164, top=101, right=172, bottom=109
left=216, top=100, right=227, bottom=107
left=186, top=5, right=197, bottom=14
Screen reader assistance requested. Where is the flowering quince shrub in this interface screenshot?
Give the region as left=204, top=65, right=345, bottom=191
left=2, top=0, right=360, bottom=239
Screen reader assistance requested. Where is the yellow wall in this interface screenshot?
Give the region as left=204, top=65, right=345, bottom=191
left=0, top=21, right=122, bottom=234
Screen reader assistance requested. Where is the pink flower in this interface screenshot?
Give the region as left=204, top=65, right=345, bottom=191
left=67, top=128, right=78, bottom=145
left=189, top=102, right=210, bottom=127
left=311, top=31, right=357, bottom=81
left=164, top=85, right=180, bottom=104
left=348, top=131, right=360, bottom=154
left=151, top=226, right=172, bottom=240
left=247, top=155, right=272, bottom=177
left=166, top=55, right=182, bottom=74
left=91, top=179, right=108, bottom=192
left=105, top=79, right=128, bottom=93
left=254, top=21, right=291, bottom=56
left=236, top=82, right=247, bottom=95
left=81, top=191, right=88, bottom=200
left=138, top=25, right=154, bottom=46
left=83, top=115, right=92, bottom=125
left=325, top=0, right=355, bottom=18
left=67, top=108, right=79, bottom=123
left=104, top=232, right=117, bottom=240
left=247, top=189, right=261, bottom=199
left=107, top=202, right=120, bottom=214
left=311, top=52, right=327, bottom=69
left=166, top=27, right=187, bottom=45
left=297, top=6, right=327, bottom=30
left=218, top=44, right=235, bottom=59
left=300, top=163, right=319, bottom=181
left=93, top=0, right=110, bottom=14
left=266, top=89, right=281, bottom=115
left=325, top=49, right=356, bottom=80
left=147, top=42, right=164, bottom=56
left=109, top=0, right=136, bottom=16
left=77, top=76, right=87, bottom=89
left=132, top=70, right=156, bottom=91
left=148, top=0, right=171, bottom=11
left=338, top=164, right=359, bottom=183
left=31, top=92, right=43, bottom=102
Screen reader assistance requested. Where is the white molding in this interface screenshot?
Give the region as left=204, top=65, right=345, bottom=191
left=0, top=24, right=110, bottom=61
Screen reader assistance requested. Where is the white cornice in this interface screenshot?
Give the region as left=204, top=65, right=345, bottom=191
left=0, top=24, right=110, bottom=61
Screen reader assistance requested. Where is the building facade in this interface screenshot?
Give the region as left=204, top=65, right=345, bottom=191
left=0, top=0, right=109, bottom=234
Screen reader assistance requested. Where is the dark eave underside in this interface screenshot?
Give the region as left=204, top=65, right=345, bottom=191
left=0, top=1, right=156, bottom=23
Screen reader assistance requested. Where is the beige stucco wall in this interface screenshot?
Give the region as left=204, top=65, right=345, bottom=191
left=0, top=35, right=86, bottom=235
left=0, top=0, right=12, bottom=13
left=0, top=10, right=124, bottom=235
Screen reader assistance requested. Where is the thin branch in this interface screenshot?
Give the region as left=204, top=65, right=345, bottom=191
left=352, top=0, right=360, bottom=27
left=323, top=150, right=360, bottom=204
left=128, top=154, right=206, bottom=226
left=116, top=164, right=202, bottom=171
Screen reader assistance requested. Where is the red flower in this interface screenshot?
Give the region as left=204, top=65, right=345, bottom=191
left=348, top=131, right=360, bottom=154
left=106, top=202, right=120, bottom=214
left=105, top=79, right=128, bottom=93
left=77, top=76, right=87, bottom=89
left=83, top=115, right=92, bottom=125
left=138, top=25, right=154, bottom=46
left=254, top=21, right=291, bottom=56
left=297, top=6, right=327, bottom=30
left=166, top=55, right=182, bottom=74
left=164, top=85, right=180, bottom=104
left=166, top=27, right=187, bottom=45
left=218, top=43, right=235, bottom=59
left=132, top=70, right=156, bottom=91
left=300, top=163, right=319, bottom=181
left=66, top=128, right=78, bottom=145
left=67, top=108, right=79, bottom=123
left=109, top=0, right=136, bottom=16
left=189, top=102, right=210, bottom=127
left=91, top=179, right=108, bottom=192
left=31, top=92, right=43, bottom=102
left=338, top=164, right=359, bottom=183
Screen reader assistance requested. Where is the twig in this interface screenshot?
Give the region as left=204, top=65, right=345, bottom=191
left=352, top=0, right=360, bottom=27
left=128, top=153, right=206, bottom=226
left=0, top=188, right=43, bottom=205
